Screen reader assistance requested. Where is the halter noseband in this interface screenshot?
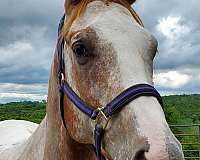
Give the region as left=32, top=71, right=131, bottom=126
left=57, top=14, right=163, bottom=160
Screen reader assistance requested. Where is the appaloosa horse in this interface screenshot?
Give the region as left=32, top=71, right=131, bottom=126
left=0, top=0, right=184, bottom=159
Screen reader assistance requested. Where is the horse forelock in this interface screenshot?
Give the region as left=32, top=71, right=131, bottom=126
left=61, top=0, right=143, bottom=41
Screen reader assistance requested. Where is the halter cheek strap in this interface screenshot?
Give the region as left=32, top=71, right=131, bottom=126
left=57, top=14, right=164, bottom=160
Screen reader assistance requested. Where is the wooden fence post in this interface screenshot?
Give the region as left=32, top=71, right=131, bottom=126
left=170, top=124, right=200, bottom=159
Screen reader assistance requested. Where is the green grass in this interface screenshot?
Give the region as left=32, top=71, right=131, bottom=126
left=163, top=94, right=200, bottom=125
left=0, top=101, right=46, bottom=124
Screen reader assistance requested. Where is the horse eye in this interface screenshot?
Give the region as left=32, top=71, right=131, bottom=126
left=72, top=41, right=88, bottom=57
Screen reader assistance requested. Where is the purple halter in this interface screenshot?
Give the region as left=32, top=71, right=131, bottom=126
left=57, top=14, right=163, bottom=160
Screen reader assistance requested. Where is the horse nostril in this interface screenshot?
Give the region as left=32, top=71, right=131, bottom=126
left=134, top=149, right=147, bottom=160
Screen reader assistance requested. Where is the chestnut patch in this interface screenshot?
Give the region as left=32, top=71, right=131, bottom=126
left=69, top=28, right=122, bottom=109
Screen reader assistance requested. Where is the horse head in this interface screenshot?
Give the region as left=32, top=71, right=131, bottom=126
left=56, top=0, right=184, bottom=159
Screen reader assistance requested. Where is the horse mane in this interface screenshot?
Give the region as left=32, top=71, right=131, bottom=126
left=61, top=0, right=143, bottom=41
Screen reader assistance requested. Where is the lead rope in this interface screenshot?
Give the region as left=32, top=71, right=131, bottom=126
left=58, top=14, right=67, bottom=129
left=94, top=123, right=106, bottom=160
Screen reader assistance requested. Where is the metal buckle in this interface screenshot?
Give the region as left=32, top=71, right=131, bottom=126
left=61, top=73, right=65, bottom=81
left=95, top=107, right=110, bottom=129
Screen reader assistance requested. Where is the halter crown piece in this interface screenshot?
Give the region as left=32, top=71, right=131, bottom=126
left=57, top=14, right=164, bottom=160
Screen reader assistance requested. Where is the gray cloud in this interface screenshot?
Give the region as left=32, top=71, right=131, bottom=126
left=154, top=67, right=200, bottom=94
left=0, top=26, right=52, bottom=84
left=0, top=83, right=47, bottom=103
left=0, top=0, right=64, bottom=103
left=134, top=0, right=200, bottom=70
left=134, top=0, right=200, bottom=94
left=0, top=0, right=199, bottom=103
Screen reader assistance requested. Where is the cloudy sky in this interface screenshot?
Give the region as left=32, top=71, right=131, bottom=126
left=0, top=0, right=199, bottom=103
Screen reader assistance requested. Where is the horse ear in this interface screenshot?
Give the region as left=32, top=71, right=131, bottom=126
left=127, top=0, right=136, bottom=5
left=64, top=0, right=80, bottom=15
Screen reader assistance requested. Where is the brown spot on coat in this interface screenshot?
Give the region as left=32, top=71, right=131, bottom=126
left=68, top=27, right=123, bottom=110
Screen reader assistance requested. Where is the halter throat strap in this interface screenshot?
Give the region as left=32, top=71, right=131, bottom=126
left=57, top=14, right=163, bottom=160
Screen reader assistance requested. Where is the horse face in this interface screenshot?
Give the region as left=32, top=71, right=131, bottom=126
left=62, top=1, right=184, bottom=159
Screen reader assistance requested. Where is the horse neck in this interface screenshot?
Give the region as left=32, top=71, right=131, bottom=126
left=43, top=51, right=96, bottom=160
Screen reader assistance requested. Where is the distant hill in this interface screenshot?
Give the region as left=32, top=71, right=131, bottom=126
left=0, top=94, right=199, bottom=124
left=163, top=94, right=200, bottom=125
left=0, top=101, right=46, bottom=124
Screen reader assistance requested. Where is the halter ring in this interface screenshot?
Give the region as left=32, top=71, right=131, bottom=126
left=95, top=107, right=110, bottom=129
